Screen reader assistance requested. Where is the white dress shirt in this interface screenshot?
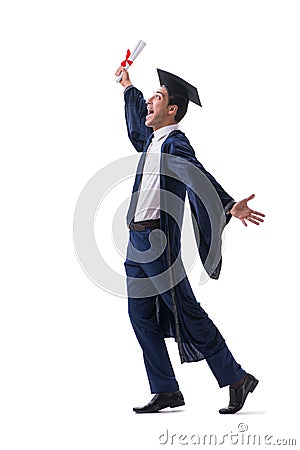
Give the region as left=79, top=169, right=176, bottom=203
left=134, top=124, right=179, bottom=222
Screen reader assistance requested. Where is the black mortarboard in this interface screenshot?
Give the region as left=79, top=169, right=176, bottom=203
left=157, top=69, right=202, bottom=107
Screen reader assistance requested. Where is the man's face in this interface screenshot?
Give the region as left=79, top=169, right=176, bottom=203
left=145, top=86, right=177, bottom=131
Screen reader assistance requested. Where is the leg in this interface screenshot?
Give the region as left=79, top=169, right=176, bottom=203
left=128, top=292, right=179, bottom=394
left=206, top=344, right=246, bottom=388
left=146, top=268, right=247, bottom=387
left=125, top=242, right=179, bottom=394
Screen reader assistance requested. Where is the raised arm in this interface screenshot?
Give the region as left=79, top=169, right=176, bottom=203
left=115, top=67, right=152, bottom=152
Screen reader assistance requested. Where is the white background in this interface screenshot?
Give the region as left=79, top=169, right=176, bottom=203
left=1, top=1, right=299, bottom=449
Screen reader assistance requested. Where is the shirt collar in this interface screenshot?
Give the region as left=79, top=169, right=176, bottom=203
left=153, top=124, right=179, bottom=142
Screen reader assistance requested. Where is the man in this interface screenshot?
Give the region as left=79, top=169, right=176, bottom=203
left=115, top=65, right=265, bottom=414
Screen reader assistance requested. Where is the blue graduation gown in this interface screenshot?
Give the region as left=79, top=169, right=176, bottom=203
left=124, top=86, right=236, bottom=363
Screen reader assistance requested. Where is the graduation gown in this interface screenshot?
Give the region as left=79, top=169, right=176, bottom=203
left=124, top=86, right=236, bottom=363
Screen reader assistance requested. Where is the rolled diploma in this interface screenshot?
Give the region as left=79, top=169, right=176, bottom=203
left=114, top=40, right=146, bottom=82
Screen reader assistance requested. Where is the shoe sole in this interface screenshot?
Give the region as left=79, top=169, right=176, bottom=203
left=133, top=400, right=185, bottom=413
left=170, top=400, right=185, bottom=409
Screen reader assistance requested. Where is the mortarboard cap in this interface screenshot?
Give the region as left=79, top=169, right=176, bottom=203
left=157, top=69, right=202, bottom=107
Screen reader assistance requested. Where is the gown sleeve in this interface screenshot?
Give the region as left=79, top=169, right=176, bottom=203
left=166, top=134, right=236, bottom=279
left=124, top=86, right=153, bottom=152
left=170, top=135, right=235, bottom=215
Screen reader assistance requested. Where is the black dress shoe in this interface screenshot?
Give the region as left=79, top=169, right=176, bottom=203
left=219, top=373, right=259, bottom=414
left=133, top=391, right=185, bottom=413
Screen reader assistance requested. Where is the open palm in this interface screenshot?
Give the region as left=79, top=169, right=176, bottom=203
left=230, top=194, right=265, bottom=227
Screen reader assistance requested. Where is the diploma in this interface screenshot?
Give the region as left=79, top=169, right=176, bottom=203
left=114, top=40, right=146, bottom=82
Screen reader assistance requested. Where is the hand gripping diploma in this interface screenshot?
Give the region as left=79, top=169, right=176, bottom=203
left=114, top=40, right=146, bottom=82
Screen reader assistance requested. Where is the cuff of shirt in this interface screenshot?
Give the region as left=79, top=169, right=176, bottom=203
left=225, top=200, right=236, bottom=214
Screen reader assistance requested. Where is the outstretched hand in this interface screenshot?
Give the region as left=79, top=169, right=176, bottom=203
left=229, top=194, right=265, bottom=227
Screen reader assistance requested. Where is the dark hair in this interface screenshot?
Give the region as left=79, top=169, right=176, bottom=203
left=167, top=93, right=188, bottom=122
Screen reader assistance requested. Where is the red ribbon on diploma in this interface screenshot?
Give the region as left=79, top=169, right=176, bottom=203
left=121, top=49, right=133, bottom=67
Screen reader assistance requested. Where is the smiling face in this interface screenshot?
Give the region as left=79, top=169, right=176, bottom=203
left=145, top=86, right=178, bottom=131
